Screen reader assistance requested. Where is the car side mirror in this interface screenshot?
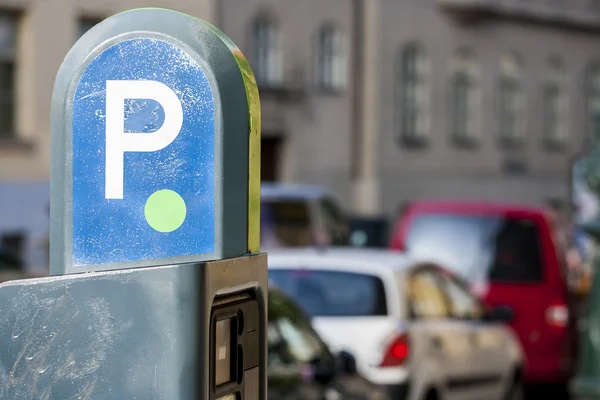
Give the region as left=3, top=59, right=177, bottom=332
left=485, top=305, right=514, bottom=323
left=335, top=350, right=358, bottom=375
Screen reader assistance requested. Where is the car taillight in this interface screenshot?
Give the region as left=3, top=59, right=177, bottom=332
left=389, top=226, right=404, bottom=251
left=390, top=237, right=404, bottom=251
left=470, top=282, right=489, bottom=298
left=380, top=333, right=409, bottom=367
left=546, top=303, right=569, bottom=328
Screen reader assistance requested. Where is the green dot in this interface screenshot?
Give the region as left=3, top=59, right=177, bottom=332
left=144, top=189, right=187, bottom=233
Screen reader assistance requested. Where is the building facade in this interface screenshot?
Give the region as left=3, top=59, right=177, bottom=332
left=221, top=0, right=600, bottom=218
left=2, top=0, right=600, bottom=268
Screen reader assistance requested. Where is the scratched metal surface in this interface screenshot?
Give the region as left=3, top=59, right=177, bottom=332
left=0, top=264, right=201, bottom=400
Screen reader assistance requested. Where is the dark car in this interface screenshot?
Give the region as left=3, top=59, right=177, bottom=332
left=268, top=286, right=388, bottom=400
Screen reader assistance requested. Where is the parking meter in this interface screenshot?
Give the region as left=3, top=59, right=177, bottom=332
left=0, top=8, right=266, bottom=400
left=571, top=122, right=600, bottom=399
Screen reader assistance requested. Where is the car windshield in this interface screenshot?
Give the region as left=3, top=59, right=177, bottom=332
left=404, top=213, right=544, bottom=284
left=268, top=269, right=387, bottom=316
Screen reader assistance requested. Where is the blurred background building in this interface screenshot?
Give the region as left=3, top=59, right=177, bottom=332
left=2, top=0, right=600, bottom=269
left=223, top=0, right=600, bottom=216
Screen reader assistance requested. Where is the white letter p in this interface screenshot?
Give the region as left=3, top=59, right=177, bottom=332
left=105, top=80, right=183, bottom=200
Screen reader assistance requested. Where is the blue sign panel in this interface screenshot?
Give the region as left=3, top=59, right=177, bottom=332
left=72, top=38, right=215, bottom=267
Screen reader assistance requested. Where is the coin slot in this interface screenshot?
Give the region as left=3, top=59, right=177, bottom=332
left=237, top=309, right=244, bottom=335
left=237, top=344, right=244, bottom=384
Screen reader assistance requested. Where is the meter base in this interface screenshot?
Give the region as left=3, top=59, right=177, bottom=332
left=0, top=253, right=267, bottom=400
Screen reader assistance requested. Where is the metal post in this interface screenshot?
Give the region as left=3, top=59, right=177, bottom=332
left=0, top=9, right=266, bottom=400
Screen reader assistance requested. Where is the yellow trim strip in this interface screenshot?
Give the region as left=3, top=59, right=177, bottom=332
left=202, top=21, right=261, bottom=254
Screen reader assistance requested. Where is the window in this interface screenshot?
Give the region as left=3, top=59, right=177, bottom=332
left=542, top=58, right=567, bottom=149
left=498, top=52, right=525, bottom=147
left=437, top=272, right=484, bottom=319
left=487, top=218, right=544, bottom=282
left=407, top=269, right=450, bottom=319
left=315, top=23, right=347, bottom=91
left=260, top=199, right=313, bottom=248
left=267, top=290, right=333, bottom=368
left=0, top=11, right=17, bottom=137
left=397, top=43, right=429, bottom=146
left=584, top=62, right=600, bottom=142
left=449, top=49, right=480, bottom=145
left=78, top=17, right=102, bottom=39
left=268, top=269, right=387, bottom=317
left=251, top=17, right=281, bottom=87
left=404, top=214, right=544, bottom=284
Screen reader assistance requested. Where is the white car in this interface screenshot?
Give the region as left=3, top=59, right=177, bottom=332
left=267, top=248, right=525, bottom=400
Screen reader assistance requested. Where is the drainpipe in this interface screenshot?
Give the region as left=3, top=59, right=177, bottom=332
left=351, top=0, right=380, bottom=216
left=215, top=0, right=224, bottom=30
left=350, top=0, right=363, bottom=182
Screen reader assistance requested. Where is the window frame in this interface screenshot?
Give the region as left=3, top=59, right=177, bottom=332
left=405, top=265, right=452, bottom=321
left=251, top=17, right=282, bottom=88
left=448, top=49, right=480, bottom=148
left=542, top=58, right=567, bottom=150
left=396, top=43, right=429, bottom=148
left=497, top=52, right=525, bottom=149
left=315, top=23, right=347, bottom=93
left=451, top=72, right=470, bottom=140
left=0, top=10, right=18, bottom=138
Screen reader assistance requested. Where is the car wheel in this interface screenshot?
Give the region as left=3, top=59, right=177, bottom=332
left=423, top=388, right=439, bottom=400
left=527, top=383, right=570, bottom=400
left=505, top=378, right=525, bottom=400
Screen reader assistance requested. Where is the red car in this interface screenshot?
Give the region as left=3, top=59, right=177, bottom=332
left=389, top=200, right=576, bottom=394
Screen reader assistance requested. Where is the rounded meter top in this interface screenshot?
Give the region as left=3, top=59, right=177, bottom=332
left=50, top=8, right=261, bottom=275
